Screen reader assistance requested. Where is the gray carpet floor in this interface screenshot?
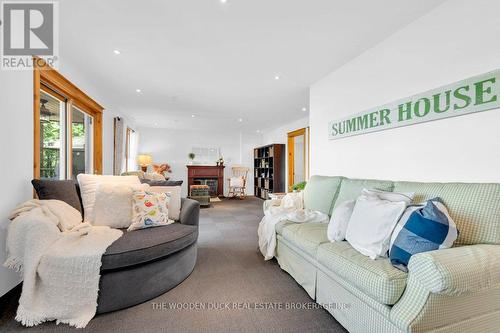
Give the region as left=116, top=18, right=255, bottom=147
left=0, top=197, right=347, bottom=333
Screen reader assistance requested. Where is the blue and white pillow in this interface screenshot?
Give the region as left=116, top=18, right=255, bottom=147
left=389, top=198, right=459, bottom=272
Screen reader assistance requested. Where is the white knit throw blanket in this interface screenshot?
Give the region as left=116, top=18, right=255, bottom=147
left=4, top=200, right=122, bottom=328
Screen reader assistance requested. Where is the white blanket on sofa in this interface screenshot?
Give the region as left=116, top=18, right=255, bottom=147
left=258, top=193, right=328, bottom=260
left=4, top=200, right=122, bottom=328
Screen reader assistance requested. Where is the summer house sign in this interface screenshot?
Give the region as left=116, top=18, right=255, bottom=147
left=329, top=70, right=500, bottom=140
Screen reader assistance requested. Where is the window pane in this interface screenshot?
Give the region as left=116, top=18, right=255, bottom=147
left=71, top=106, right=93, bottom=178
left=40, top=90, right=65, bottom=179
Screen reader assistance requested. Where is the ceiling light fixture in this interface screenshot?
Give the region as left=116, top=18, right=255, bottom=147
left=302, top=107, right=307, bottom=112
left=256, top=129, right=261, bottom=133
left=113, top=49, right=121, bottom=55
left=136, top=89, right=142, bottom=93
left=220, top=0, right=228, bottom=3
left=274, top=75, right=280, bottom=80
left=237, top=118, right=243, bottom=122
left=191, top=114, right=196, bottom=118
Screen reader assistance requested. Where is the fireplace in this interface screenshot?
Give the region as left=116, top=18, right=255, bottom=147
left=187, top=165, right=225, bottom=197
left=193, top=178, right=218, bottom=197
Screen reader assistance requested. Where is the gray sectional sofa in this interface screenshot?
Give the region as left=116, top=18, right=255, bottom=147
left=273, top=176, right=500, bottom=333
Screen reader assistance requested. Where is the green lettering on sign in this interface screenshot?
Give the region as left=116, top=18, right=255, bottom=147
left=328, top=70, right=500, bottom=140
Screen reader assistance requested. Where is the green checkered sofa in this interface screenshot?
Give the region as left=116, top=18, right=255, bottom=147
left=273, top=176, right=500, bottom=333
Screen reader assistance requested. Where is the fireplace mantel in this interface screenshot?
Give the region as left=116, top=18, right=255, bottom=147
left=187, top=165, right=225, bottom=197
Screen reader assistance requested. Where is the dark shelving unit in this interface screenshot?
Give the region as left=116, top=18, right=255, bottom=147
left=253, top=144, right=285, bottom=200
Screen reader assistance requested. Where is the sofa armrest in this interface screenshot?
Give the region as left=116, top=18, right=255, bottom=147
left=179, top=198, right=200, bottom=226
left=408, top=244, right=500, bottom=296
left=263, top=199, right=281, bottom=213
left=390, top=244, right=500, bottom=332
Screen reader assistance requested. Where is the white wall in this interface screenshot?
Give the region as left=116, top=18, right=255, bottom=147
left=262, top=116, right=309, bottom=145
left=138, top=128, right=262, bottom=197
left=310, top=0, right=500, bottom=183
left=0, top=71, right=33, bottom=296
left=262, top=116, right=309, bottom=189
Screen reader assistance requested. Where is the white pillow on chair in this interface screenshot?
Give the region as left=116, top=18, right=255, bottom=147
left=147, top=186, right=182, bottom=221
left=93, top=183, right=149, bottom=228
left=77, top=174, right=141, bottom=223
left=229, top=176, right=244, bottom=187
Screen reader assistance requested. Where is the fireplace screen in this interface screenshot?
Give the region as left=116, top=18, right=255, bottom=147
left=194, top=178, right=218, bottom=197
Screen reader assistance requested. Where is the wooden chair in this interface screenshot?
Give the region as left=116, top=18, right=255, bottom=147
left=227, top=166, right=250, bottom=199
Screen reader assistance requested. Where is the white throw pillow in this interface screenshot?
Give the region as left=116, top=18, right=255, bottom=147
left=148, top=186, right=182, bottom=220
left=345, top=189, right=413, bottom=259
left=77, top=174, right=141, bottom=223
left=128, top=190, right=174, bottom=231
left=327, top=200, right=356, bottom=242
left=229, top=176, right=244, bottom=187
left=93, top=183, right=149, bottom=228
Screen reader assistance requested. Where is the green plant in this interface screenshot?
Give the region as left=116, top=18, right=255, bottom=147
left=188, top=153, right=195, bottom=160
left=290, top=181, right=307, bottom=192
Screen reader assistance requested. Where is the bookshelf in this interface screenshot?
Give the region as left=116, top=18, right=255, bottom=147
left=253, top=144, right=285, bottom=200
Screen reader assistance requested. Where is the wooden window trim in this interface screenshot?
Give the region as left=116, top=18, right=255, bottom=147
left=34, top=57, right=104, bottom=178
left=287, top=127, right=307, bottom=188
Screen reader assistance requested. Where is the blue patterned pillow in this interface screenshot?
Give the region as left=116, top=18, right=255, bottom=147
left=389, top=198, right=459, bottom=272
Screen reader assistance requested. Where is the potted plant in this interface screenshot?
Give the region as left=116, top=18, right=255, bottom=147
left=188, top=153, right=195, bottom=165
left=290, top=181, right=307, bottom=192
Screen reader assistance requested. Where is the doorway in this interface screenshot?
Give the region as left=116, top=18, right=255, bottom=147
left=287, top=127, right=309, bottom=189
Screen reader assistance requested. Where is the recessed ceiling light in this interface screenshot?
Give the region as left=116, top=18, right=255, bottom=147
left=302, top=107, right=307, bottom=112
left=154, top=122, right=158, bottom=126
left=136, top=89, right=142, bottom=93
left=220, top=0, right=228, bottom=3
left=256, top=129, right=260, bottom=133
left=274, top=75, right=280, bottom=80
left=191, top=114, right=196, bottom=118
left=113, top=49, right=121, bottom=55
left=237, top=118, right=243, bottom=122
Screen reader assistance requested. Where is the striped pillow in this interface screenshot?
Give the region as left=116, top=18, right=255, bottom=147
left=389, top=198, right=459, bottom=272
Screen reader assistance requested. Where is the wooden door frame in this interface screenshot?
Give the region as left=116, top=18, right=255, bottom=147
left=34, top=57, right=104, bottom=179
left=287, top=127, right=307, bottom=188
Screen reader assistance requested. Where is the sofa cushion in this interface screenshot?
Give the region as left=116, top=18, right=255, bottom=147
left=317, top=242, right=407, bottom=305
left=303, top=176, right=343, bottom=215
left=275, top=220, right=294, bottom=235
left=101, top=223, right=198, bottom=270
left=333, top=178, right=394, bottom=211
left=31, top=179, right=83, bottom=215
left=393, top=181, right=500, bottom=245
left=281, top=223, right=329, bottom=257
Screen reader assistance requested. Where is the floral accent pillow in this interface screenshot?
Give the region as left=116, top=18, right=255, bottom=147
left=127, top=190, right=174, bottom=231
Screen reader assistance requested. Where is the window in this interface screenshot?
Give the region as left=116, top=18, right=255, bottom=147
left=124, top=127, right=137, bottom=172
left=39, top=89, right=65, bottom=179
left=71, top=105, right=94, bottom=178
left=34, top=58, right=103, bottom=179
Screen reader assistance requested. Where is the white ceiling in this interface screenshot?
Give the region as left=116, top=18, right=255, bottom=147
left=59, top=0, right=445, bottom=133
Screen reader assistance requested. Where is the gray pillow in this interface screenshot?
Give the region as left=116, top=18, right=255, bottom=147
left=31, top=179, right=83, bottom=215
left=140, top=179, right=183, bottom=187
